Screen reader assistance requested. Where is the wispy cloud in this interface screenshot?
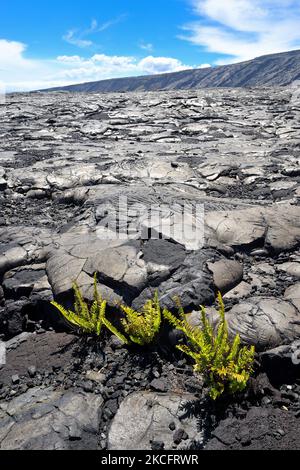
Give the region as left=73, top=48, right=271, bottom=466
left=181, top=0, right=300, bottom=64
left=92, top=15, right=127, bottom=32
left=139, top=42, right=154, bottom=53
left=63, top=15, right=127, bottom=48
left=63, top=30, right=93, bottom=48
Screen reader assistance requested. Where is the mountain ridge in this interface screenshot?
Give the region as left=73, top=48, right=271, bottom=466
left=44, top=49, right=300, bottom=93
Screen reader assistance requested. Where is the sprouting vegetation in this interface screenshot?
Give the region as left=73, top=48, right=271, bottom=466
left=51, top=276, right=255, bottom=400
left=120, top=292, right=162, bottom=346
left=163, top=293, right=255, bottom=400
left=51, top=274, right=128, bottom=343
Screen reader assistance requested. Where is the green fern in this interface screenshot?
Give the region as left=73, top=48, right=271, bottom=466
left=120, top=291, right=161, bottom=346
left=163, top=292, right=255, bottom=400
left=51, top=274, right=129, bottom=344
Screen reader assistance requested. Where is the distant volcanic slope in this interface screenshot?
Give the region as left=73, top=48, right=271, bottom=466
left=44, top=49, right=300, bottom=93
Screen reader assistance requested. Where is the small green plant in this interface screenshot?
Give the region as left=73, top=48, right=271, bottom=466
left=51, top=274, right=128, bottom=343
left=163, top=293, right=255, bottom=400
left=120, top=292, right=161, bottom=346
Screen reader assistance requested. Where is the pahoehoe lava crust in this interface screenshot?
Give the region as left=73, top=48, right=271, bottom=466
left=0, top=85, right=300, bottom=450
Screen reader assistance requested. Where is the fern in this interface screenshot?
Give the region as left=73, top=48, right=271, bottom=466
left=163, top=293, right=255, bottom=400
left=51, top=278, right=254, bottom=396
left=51, top=274, right=129, bottom=344
left=120, top=291, right=161, bottom=346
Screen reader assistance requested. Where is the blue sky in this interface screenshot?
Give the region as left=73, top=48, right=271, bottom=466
left=1, top=0, right=300, bottom=91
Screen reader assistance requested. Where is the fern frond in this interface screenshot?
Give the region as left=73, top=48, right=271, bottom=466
left=227, top=334, right=241, bottom=362
left=73, top=282, right=90, bottom=321
left=51, top=301, right=70, bottom=319
left=200, top=306, right=214, bottom=345
left=217, top=291, right=225, bottom=319
left=67, top=312, right=93, bottom=332
left=152, top=291, right=161, bottom=333
left=120, top=292, right=162, bottom=346
left=173, top=296, right=186, bottom=321
left=51, top=274, right=115, bottom=340
left=162, top=308, right=182, bottom=330
left=163, top=292, right=255, bottom=400
left=103, top=317, right=129, bottom=344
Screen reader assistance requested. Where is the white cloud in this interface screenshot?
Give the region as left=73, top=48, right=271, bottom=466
left=63, top=16, right=127, bottom=48
left=139, top=42, right=154, bottom=53
left=93, top=15, right=127, bottom=32
left=56, top=55, right=83, bottom=64
left=0, top=39, right=192, bottom=92
left=138, top=56, right=188, bottom=74
left=182, top=0, right=300, bottom=63
left=54, top=54, right=191, bottom=81
left=197, top=63, right=211, bottom=68
left=0, top=39, right=34, bottom=68
left=63, top=31, right=93, bottom=48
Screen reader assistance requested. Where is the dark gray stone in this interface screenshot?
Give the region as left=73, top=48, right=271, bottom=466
left=0, top=387, right=103, bottom=450
left=206, top=407, right=300, bottom=450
